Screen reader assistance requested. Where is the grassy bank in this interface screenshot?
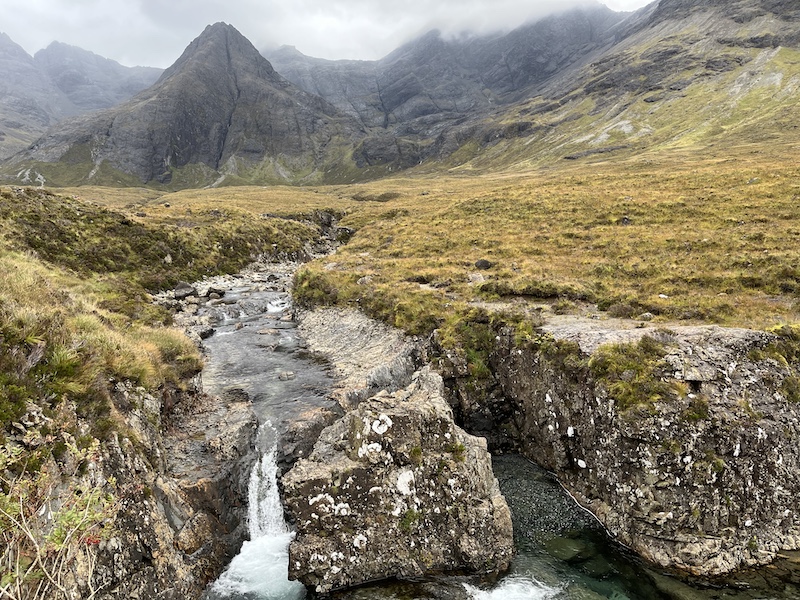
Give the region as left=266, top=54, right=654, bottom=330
left=0, top=185, right=347, bottom=597
left=293, top=153, right=800, bottom=335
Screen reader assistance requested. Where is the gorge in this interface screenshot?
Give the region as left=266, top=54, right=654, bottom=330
left=174, top=255, right=800, bottom=599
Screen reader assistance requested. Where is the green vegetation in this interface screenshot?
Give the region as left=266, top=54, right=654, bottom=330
left=0, top=185, right=347, bottom=598
left=589, top=335, right=681, bottom=412
left=749, top=324, right=800, bottom=403
left=399, top=509, right=421, bottom=532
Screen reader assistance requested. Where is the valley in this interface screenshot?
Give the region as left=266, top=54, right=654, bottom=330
left=1, top=0, right=800, bottom=598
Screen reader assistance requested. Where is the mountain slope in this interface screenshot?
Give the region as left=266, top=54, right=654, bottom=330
left=0, top=33, right=79, bottom=158
left=34, top=42, right=162, bottom=112
left=0, top=34, right=162, bottom=160
left=420, top=0, right=800, bottom=171
left=266, top=5, right=626, bottom=131
left=3, top=23, right=366, bottom=188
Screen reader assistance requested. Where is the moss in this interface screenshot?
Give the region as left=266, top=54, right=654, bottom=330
left=589, top=335, right=680, bottom=411
left=446, top=442, right=466, bottom=462
left=782, top=376, right=800, bottom=403
left=400, top=509, right=421, bottom=532
left=683, top=395, right=710, bottom=421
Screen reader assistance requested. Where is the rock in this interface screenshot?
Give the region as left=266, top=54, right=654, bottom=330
left=475, top=259, right=493, bottom=270
left=297, top=307, right=420, bottom=409
left=278, top=370, right=296, bottom=381
left=174, top=281, right=197, bottom=300
left=283, top=368, right=513, bottom=594
left=481, top=321, right=800, bottom=577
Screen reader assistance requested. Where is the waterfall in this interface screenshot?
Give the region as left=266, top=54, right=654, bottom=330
left=207, top=425, right=305, bottom=600
left=464, top=577, right=560, bottom=600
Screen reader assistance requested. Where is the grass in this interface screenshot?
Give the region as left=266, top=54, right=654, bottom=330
left=289, top=151, right=800, bottom=337
left=589, top=335, right=682, bottom=412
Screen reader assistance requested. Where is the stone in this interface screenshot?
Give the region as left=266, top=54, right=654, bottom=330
left=475, top=259, right=493, bottom=270
left=283, top=368, right=513, bottom=594
left=478, top=321, right=800, bottom=577
left=297, top=307, right=419, bottom=409
left=173, top=281, right=197, bottom=300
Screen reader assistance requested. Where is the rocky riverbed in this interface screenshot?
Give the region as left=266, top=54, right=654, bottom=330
left=154, top=259, right=800, bottom=599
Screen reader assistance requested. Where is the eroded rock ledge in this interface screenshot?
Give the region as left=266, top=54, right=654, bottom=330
left=282, top=368, right=514, bottom=594
left=440, top=320, right=800, bottom=578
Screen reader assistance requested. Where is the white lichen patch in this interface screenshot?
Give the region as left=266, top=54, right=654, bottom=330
left=397, top=469, right=415, bottom=495
left=358, top=442, right=383, bottom=458
left=372, top=414, right=393, bottom=435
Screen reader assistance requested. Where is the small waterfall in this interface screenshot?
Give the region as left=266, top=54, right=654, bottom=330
left=207, top=424, right=305, bottom=600
left=464, top=577, right=560, bottom=600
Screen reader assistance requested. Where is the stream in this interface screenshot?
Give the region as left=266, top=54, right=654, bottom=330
left=190, top=263, right=800, bottom=600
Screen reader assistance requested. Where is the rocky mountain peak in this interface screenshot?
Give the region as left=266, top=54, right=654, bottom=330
left=158, top=21, right=278, bottom=86
left=34, top=41, right=162, bottom=111
left=2, top=21, right=363, bottom=186
left=0, top=31, right=32, bottom=60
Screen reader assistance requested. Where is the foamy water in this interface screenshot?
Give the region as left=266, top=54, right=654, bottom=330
left=208, top=429, right=305, bottom=600
left=464, top=576, right=561, bottom=600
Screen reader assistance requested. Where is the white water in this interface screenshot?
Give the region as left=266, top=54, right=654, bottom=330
left=464, top=576, right=561, bottom=600
left=208, top=426, right=305, bottom=600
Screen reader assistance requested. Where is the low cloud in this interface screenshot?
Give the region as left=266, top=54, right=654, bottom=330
left=3, top=0, right=653, bottom=68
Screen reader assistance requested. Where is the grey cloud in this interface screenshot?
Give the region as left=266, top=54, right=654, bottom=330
left=2, top=0, right=653, bottom=68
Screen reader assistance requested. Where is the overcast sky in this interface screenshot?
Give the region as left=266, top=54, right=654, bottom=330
left=3, top=0, right=653, bottom=68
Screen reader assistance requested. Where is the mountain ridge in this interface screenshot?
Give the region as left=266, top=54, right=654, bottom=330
left=3, top=0, right=800, bottom=188
left=3, top=23, right=366, bottom=187
left=0, top=32, right=162, bottom=159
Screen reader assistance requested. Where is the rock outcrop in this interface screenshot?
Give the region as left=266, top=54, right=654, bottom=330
left=297, top=307, right=420, bottom=409
left=282, top=368, right=514, bottom=594
left=441, top=320, right=800, bottom=577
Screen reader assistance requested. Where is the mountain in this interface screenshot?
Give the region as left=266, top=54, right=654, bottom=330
left=0, top=34, right=162, bottom=160
left=0, top=33, right=78, bottom=158
left=34, top=42, right=162, bottom=112
left=453, top=0, right=800, bottom=168
left=4, top=0, right=800, bottom=187
left=265, top=6, right=626, bottom=134
left=2, top=23, right=366, bottom=187
left=266, top=0, right=800, bottom=171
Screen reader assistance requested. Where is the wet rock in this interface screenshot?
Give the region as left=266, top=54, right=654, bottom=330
left=485, top=322, right=800, bottom=577
left=283, top=368, right=513, bottom=594
left=297, top=307, right=421, bottom=409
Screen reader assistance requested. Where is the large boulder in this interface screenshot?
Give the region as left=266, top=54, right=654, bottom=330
left=282, top=368, right=513, bottom=594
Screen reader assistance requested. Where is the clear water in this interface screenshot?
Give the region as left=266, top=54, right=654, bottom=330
left=199, top=270, right=800, bottom=600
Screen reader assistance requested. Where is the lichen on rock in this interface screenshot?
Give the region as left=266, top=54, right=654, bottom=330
left=485, top=322, right=800, bottom=577
left=282, top=367, right=513, bottom=594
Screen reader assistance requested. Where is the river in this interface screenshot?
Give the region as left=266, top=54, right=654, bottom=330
left=189, top=263, right=799, bottom=600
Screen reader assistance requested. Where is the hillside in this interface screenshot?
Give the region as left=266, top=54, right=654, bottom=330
left=447, top=0, right=800, bottom=168
left=0, top=34, right=161, bottom=159
left=1, top=23, right=368, bottom=188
